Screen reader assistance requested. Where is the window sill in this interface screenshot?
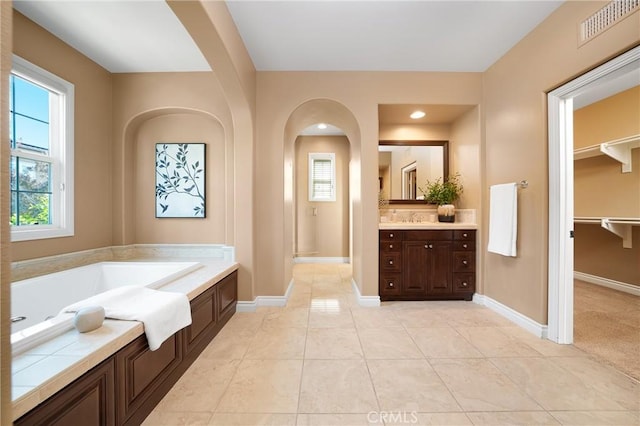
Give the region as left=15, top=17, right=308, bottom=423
left=11, top=227, right=74, bottom=242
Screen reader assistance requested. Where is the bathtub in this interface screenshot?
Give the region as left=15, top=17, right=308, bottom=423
left=11, top=261, right=202, bottom=355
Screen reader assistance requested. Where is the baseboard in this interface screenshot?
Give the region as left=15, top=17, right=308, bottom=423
left=473, top=294, right=548, bottom=339
left=293, top=257, right=350, bottom=264
left=574, top=271, right=640, bottom=296
left=235, top=279, right=294, bottom=312
left=351, top=279, right=381, bottom=307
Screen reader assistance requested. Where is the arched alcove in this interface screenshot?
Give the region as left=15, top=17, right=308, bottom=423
left=121, top=107, right=227, bottom=244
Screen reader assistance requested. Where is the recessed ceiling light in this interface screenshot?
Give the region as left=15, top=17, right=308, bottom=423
left=317, top=123, right=328, bottom=129
left=410, top=111, right=426, bottom=119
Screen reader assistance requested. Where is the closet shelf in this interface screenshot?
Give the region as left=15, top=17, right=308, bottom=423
left=574, top=217, right=640, bottom=249
left=573, top=134, right=640, bottom=173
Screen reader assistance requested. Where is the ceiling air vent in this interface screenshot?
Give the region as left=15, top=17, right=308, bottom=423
left=580, top=0, right=639, bottom=45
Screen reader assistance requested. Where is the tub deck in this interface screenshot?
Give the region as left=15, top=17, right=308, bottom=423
left=11, top=257, right=238, bottom=421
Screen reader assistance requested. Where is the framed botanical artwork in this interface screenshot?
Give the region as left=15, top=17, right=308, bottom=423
left=155, top=143, right=206, bottom=218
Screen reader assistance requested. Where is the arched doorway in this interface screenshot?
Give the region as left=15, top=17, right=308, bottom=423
left=282, top=99, right=362, bottom=287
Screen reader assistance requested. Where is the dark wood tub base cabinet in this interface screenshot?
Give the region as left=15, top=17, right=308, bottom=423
left=379, top=230, right=476, bottom=301
left=15, top=271, right=238, bottom=426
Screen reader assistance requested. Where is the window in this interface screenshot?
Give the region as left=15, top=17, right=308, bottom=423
left=309, top=152, right=336, bottom=202
left=10, top=56, right=74, bottom=241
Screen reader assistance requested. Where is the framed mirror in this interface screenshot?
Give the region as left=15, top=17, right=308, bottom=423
left=378, top=140, right=449, bottom=204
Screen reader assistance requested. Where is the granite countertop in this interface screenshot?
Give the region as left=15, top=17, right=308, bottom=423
left=379, top=222, right=477, bottom=230
left=11, top=258, right=238, bottom=421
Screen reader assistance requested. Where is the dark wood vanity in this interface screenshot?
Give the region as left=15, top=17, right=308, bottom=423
left=15, top=271, right=237, bottom=426
left=379, top=229, right=476, bottom=301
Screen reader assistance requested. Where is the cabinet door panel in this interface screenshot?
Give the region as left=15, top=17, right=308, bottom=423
left=15, top=359, right=115, bottom=426
left=403, top=242, right=428, bottom=294
left=218, top=271, right=238, bottom=320
left=426, top=242, right=452, bottom=294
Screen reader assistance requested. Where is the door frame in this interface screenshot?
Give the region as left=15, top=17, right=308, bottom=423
left=547, top=45, right=640, bottom=343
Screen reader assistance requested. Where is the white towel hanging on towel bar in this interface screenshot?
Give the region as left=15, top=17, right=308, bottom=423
left=488, top=182, right=518, bottom=257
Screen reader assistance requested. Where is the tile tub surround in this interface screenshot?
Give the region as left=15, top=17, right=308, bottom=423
left=11, top=243, right=235, bottom=282
left=11, top=255, right=238, bottom=421
left=144, top=263, right=640, bottom=426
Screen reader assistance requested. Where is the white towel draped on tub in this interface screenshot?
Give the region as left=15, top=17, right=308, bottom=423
left=62, top=286, right=192, bottom=351
left=488, top=182, right=518, bottom=257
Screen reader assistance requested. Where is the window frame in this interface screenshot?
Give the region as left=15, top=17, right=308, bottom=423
left=10, top=55, right=74, bottom=242
left=308, top=152, right=336, bottom=202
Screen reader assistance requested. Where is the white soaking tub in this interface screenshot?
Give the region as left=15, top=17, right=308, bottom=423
left=11, top=261, right=202, bottom=354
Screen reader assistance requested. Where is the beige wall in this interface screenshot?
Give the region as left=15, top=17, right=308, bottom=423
left=295, top=136, right=350, bottom=258
left=482, top=1, right=639, bottom=323
left=574, top=224, right=640, bottom=285
left=574, top=86, right=640, bottom=285
left=256, top=72, right=483, bottom=297
left=12, top=11, right=113, bottom=261
left=134, top=113, right=227, bottom=243
left=574, top=87, right=640, bottom=218
left=1, top=2, right=11, bottom=422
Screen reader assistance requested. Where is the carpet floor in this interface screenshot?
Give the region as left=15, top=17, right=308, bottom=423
left=574, top=280, right=640, bottom=381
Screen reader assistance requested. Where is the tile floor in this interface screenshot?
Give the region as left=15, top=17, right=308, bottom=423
left=144, top=264, right=640, bottom=425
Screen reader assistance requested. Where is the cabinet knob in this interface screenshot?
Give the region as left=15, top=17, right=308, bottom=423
left=463, top=243, right=468, bottom=249
left=389, top=244, right=393, bottom=249
left=389, top=282, right=394, bottom=287
left=390, top=233, right=394, bottom=238
left=424, top=244, right=433, bottom=249
left=462, top=233, right=468, bottom=238
left=462, top=260, right=468, bottom=265
left=461, top=281, right=468, bottom=287
left=389, top=260, right=393, bottom=265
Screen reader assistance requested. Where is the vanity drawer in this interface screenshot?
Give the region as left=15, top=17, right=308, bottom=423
left=380, top=230, right=403, bottom=241
left=453, top=230, right=475, bottom=241
left=379, top=274, right=402, bottom=296
left=452, top=252, right=475, bottom=272
left=380, top=252, right=402, bottom=273
left=453, top=241, right=475, bottom=251
left=453, top=273, right=475, bottom=293
left=379, top=241, right=402, bottom=252
left=404, top=230, right=453, bottom=241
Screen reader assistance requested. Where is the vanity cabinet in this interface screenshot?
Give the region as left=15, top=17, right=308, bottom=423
left=379, top=230, right=475, bottom=301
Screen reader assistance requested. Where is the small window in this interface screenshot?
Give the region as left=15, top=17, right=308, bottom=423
left=10, top=56, right=74, bottom=241
left=309, top=152, right=336, bottom=202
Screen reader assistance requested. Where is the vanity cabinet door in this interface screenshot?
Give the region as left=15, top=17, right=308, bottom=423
left=425, top=241, right=453, bottom=295
left=403, top=241, right=452, bottom=295
left=403, top=242, right=428, bottom=294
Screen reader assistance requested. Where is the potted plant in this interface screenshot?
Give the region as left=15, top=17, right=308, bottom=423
left=419, top=173, right=463, bottom=222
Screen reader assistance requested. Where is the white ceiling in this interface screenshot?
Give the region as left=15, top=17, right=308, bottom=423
left=13, top=0, right=211, bottom=73
left=226, top=0, right=563, bottom=72
left=13, top=0, right=565, bottom=73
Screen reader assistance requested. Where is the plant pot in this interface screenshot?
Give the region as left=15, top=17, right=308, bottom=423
left=437, top=204, right=455, bottom=223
